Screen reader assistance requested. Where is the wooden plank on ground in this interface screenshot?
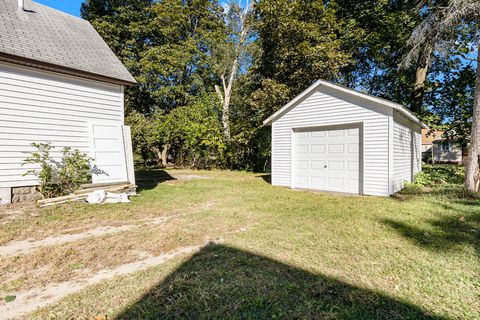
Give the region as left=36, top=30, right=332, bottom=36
left=80, top=181, right=129, bottom=189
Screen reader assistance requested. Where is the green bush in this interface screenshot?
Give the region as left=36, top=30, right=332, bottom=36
left=414, top=164, right=464, bottom=187
left=23, top=143, right=92, bottom=198
left=398, top=164, right=477, bottom=200
left=156, top=94, right=227, bottom=168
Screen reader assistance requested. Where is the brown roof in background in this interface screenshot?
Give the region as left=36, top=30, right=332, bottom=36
left=422, top=129, right=444, bottom=145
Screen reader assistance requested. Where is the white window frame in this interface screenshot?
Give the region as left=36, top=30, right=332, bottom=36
left=440, top=141, right=453, bottom=152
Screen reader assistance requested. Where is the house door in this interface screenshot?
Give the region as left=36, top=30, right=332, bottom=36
left=90, top=123, right=128, bottom=184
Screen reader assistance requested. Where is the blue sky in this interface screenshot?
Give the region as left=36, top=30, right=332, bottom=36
left=36, top=0, right=83, bottom=16
left=34, top=0, right=233, bottom=16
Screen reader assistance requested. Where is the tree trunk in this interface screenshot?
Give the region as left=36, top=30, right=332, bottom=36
left=465, top=45, right=480, bottom=192
left=160, top=144, right=170, bottom=167
left=153, top=144, right=170, bottom=168
left=411, top=46, right=432, bottom=114
left=215, top=7, right=251, bottom=142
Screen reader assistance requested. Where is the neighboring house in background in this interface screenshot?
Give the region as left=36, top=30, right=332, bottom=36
left=421, top=129, right=465, bottom=164
left=0, top=0, right=136, bottom=204
left=263, top=80, right=428, bottom=197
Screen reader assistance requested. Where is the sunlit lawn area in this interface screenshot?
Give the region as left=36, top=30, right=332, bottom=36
left=0, top=166, right=478, bottom=319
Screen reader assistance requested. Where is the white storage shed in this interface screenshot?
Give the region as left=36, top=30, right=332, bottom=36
left=263, top=80, right=428, bottom=197
left=0, top=0, right=136, bottom=203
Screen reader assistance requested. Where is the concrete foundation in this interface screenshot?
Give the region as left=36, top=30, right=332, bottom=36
left=0, top=187, right=12, bottom=205
left=11, top=186, right=43, bottom=203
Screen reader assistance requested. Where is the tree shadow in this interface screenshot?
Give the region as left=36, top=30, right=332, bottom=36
left=115, top=244, right=442, bottom=320
left=256, top=174, right=271, bottom=184
left=382, top=208, right=479, bottom=257
left=134, top=170, right=176, bottom=192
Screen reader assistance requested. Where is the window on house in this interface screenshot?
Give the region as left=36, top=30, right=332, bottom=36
left=440, top=141, right=452, bottom=152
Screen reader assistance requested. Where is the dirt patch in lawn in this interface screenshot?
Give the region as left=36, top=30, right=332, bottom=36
left=0, top=244, right=205, bottom=320
left=0, top=213, right=187, bottom=257
left=0, top=203, right=40, bottom=225
left=0, top=206, right=253, bottom=299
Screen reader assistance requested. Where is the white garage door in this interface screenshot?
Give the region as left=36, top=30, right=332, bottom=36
left=292, top=126, right=360, bottom=194
left=90, top=124, right=128, bottom=184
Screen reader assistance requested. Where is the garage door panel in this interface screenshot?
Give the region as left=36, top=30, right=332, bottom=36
left=328, top=130, right=344, bottom=137
left=311, top=131, right=325, bottom=138
left=328, top=160, right=344, bottom=171
left=347, top=178, right=359, bottom=189
left=311, top=160, right=326, bottom=170
left=327, top=144, right=344, bottom=154
left=293, top=126, right=360, bottom=194
left=295, top=160, right=308, bottom=169
left=347, top=143, right=359, bottom=154
left=347, top=128, right=359, bottom=136
left=311, top=144, right=325, bottom=154
left=328, top=177, right=344, bottom=188
left=347, top=161, right=359, bottom=171
left=296, top=144, right=308, bottom=154
left=294, top=175, right=309, bottom=188
left=311, top=176, right=326, bottom=188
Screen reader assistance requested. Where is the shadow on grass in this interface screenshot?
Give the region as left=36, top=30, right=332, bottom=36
left=382, top=209, right=479, bottom=257
left=256, top=174, right=271, bottom=184
left=115, top=244, right=441, bottom=320
left=134, top=170, right=176, bottom=192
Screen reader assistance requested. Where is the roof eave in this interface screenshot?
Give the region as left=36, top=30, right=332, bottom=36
left=0, top=52, right=137, bottom=86
left=263, top=80, right=428, bottom=130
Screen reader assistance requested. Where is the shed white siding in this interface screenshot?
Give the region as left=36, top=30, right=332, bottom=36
left=0, top=62, right=125, bottom=188
left=391, top=111, right=422, bottom=193
left=272, top=86, right=391, bottom=196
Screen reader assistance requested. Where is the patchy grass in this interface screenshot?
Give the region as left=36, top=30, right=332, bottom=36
left=0, top=167, right=478, bottom=319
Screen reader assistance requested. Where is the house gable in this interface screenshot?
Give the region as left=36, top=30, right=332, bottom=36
left=264, top=80, right=427, bottom=129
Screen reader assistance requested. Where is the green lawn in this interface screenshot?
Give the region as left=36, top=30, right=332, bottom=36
left=0, top=166, right=478, bottom=319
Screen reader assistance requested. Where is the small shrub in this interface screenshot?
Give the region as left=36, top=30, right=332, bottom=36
left=398, top=164, right=477, bottom=200
left=23, top=143, right=93, bottom=198
left=400, top=182, right=425, bottom=196
left=414, top=164, right=464, bottom=187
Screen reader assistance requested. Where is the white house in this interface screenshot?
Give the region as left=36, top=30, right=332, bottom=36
left=421, top=129, right=465, bottom=164
left=263, top=80, right=428, bottom=197
left=0, top=0, right=136, bottom=204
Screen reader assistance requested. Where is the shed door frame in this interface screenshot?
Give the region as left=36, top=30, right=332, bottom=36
left=290, top=122, right=364, bottom=195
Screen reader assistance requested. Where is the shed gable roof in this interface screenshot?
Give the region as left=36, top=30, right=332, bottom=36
left=263, top=80, right=428, bottom=129
left=0, top=0, right=136, bottom=85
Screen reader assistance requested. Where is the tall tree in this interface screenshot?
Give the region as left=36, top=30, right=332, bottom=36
left=404, top=0, right=479, bottom=191
left=253, top=0, right=353, bottom=103
left=426, top=60, right=476, bottom=147
left=401, top=0, right=452, bottom=113
left=468, top=44, right=480, bottom=191
left=332, top=0, right=421, bottom=105
left=213, top=1, right=254, bottom=142
left=81, top=0, right=226, bottom=115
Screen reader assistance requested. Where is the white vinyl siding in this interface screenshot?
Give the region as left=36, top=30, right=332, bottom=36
left=413, top=130, right=422, bottom=175
left=0, top=62, right=124, bottom=188
left=272, top=86, right=391, bottom=196
left=392, top=111, right=422, bottom=193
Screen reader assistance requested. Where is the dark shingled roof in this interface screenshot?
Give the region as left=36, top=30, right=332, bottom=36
left=0, top=0, right=136, bottom=84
